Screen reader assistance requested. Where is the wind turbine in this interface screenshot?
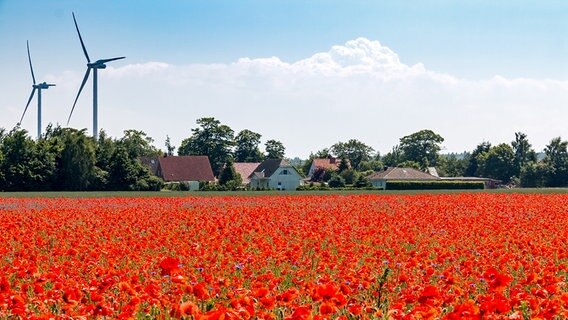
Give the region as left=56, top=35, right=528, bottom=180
left=68, top=12, right=125, bottom=140
left=19, top=41, right=55, bottom=140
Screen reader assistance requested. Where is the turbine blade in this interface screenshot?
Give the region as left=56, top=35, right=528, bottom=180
left=99, top=57, right=126, bottom=64
left=27, top=41, right=36, bottom=84
left=20, top=88, right=36, bottom=124
left=67, top=68, right=91, bottom=125
left=72, top=12, right=91, bottom=63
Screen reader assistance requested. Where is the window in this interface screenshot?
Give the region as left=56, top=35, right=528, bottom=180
left=280, top=169, right=289, bottom=175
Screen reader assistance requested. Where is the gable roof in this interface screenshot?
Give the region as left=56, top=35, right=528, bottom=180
left=233, top=162, right=261, bottom=184
left=368, top=167, right=440, bottom=181
left=140, top=156, right=160, bottom=176
left=249, top=159, right=289, bottom=178
left=311, top=157, right=344, bottom=171
left=158, top=156, right=215, bottom=182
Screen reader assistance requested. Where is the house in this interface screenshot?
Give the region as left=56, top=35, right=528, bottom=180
left=232, top=162, right=261, bottom=185
left=307, top=156, right=348, bottom=178
left=142, top=156, right=215, bottom=190
left=140, top=156, right=160, bottom=176
left=249, top=159, right=303, bottom=190
left=367, top=167, right=440, bottom=189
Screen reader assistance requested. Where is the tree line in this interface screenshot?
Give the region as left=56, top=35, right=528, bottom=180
left=1, top=117, right=567, bottom=191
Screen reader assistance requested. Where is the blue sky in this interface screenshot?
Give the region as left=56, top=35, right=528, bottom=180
left=1, top=1, right=567, bottom=157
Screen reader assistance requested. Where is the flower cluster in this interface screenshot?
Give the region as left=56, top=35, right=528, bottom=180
left=0, top=194, right=567, bottom=318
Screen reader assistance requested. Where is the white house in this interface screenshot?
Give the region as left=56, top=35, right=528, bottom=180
left=249, top=159, right=303, bottom=190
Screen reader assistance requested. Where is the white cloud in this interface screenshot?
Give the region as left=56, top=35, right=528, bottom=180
left=4, top=37, right=568, bottom=158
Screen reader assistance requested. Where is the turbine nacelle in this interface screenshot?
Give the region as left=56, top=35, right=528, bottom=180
left=33, top=82, right=56, bottom=89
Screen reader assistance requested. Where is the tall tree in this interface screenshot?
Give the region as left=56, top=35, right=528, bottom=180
left=382, top=145, right=403, bottom=167
left=399, top=129, right=444, bottom=169
left=476, top=143, right=516, bottom=183
left=464, top=142, right=492, bottom=177
left=120, top=129, right=161, bottom=159
left=543, top=137, right=568, bottom=187
left=234, top=129, right=263, bottom=162
left=178, top=117, right=235, bottom=175
left=219, top=160, right=242, bottom=186
left=0, top=128, right=55, bottom=191
left=165, top=135, right=175, bottom=156
left=265, top=139, right=285, bottom=159
left=331, top=139, right=374, bottom=169
left=511, top=132, right=536, bottom=178
left=57, top=129, right=97, bottom=190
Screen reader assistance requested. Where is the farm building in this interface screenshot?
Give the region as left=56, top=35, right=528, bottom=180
left=307, top=156, right=349, bottom=178
left=232, top=162, right=261, bottom=185
left=142, top=156, right=215, bottom=190
left=249, top=159, right=303, bottom=190
left=367, top=167, right=440, bottom=189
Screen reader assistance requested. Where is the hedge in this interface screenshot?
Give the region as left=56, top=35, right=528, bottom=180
left=385, top=180, right=485, bottom=190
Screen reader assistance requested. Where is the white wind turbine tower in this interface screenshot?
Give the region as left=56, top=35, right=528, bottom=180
left=67, top=12, right=125, bottom=140
left=19, top=41, right=55, bottom=139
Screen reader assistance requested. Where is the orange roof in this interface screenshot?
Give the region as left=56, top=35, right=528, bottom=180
left=312, top=158, right=341, bottom=171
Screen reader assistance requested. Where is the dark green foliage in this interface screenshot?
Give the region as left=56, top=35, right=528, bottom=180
left=543, top=137, right=568, bottom=187
left=399, top=129, right=444, bottom=169
left=310, top=167, right=334, bottom=182
left=354, top=175, right=372, bottom=188
left=234, top=129, right=264, bottom=162
left=340, top=168, right=359, bottom=185
left=331, top=139, right=374, bottom=169
left=265, top=139, right=286, bottom=159
left=385, top=180, right=485, bottom=190
left=0, top=128, right=55, bottom=191
left=219, top=161, right=242, bottom=186
left=436, top=153, right=468, bottom=177
left=512, top=132, right=536, bottom=179
left=328, top=174, right=346, bottom=188
left=465, top=142, right=491, bottom=177
left=476, top=143, right=516, bottom=183
left=178, top=117, right=235, bottom=176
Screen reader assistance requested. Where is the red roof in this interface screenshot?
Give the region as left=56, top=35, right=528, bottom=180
left=367, top=167, right=439, bottom=181
left=233, top=162, right=261, bottom=184
left=312, top=157, right=347, bottom=171
left=157, top=156, right=215, bottom=182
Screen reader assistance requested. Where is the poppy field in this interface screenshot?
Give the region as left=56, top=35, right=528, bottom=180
left=0, top=194, right=567, bottom=319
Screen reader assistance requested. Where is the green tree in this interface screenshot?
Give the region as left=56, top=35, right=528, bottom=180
left=437, top=153, right=468, bottom=177
left=165, top=135, right=175, bottom=156
left=337, top=156, right=350, bottom=172
left=0, top=128, right=55, bottom=191
left=358, top=160, right=384, bottom=172
left=399, top=129, right=444, bottom=169
left=511, top=132, right=536, bottom=178
left=178, top=117, right=235, bottom=175
left=340, top=168, right=359, bottom=185
left=520, top=161, right=548, bottom=188
left=543, top=137, right=568, bottom=187
left=120, top=129, right=161, bottom=159
left=327, top=174, right=345, bottom=188
left=265, top=139, right=285, bottom=159
left=464, top=142, right=492, bottom=177
left=219, top=160, right=243, bottom=187
left=55, top=129, right=97, bottom=190
left=382, top=145, right=403, bottom=167
left=476, top=143, right=516, bottom=183
left=234, top=129, right=263, bottom=162
left=331, top=139, right=374, bottom=170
